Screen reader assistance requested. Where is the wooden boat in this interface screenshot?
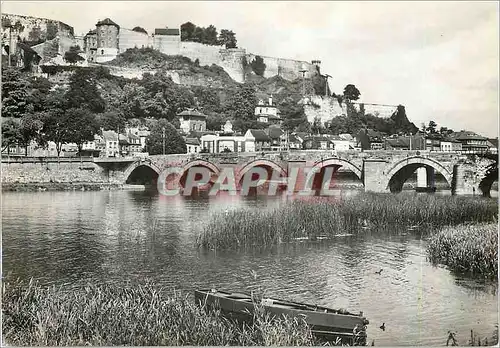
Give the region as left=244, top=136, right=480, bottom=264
left=194, top=289, right=369, bottom=345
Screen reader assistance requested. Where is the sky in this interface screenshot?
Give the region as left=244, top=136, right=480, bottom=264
left=3, top=1, right=499, bottom=137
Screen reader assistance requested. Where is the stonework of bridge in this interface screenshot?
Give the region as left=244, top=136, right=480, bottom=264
left=95, top=150, right=497, bottom=196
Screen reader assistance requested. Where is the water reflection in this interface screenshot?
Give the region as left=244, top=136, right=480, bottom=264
left=2, top=190, right=498, bottom=346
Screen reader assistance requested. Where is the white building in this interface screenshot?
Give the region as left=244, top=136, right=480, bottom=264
left=330, top=136, right=351, bottom=151
left=255, top=96, right=282, bottom=125
left=177, top=109, right=207, bottom=134
left=200, top=133, right=255, bottom=153
left=126, top=126, right=150, bottom=151
left=101, top=130, right=119, bottom=157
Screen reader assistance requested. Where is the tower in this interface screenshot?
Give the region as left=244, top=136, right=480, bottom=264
left=95, top=18, right=120, bottom=63
left=312, top=59, right=321, bottom=73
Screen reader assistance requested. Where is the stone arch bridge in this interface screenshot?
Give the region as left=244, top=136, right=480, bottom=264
left=95, top=150, right=497, bottom=196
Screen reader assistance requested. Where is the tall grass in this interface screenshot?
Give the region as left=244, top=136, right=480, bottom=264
left=427, top=223, right=498, bottom=279
left=2, top=280, right=323, bottom=346
left=197, top=193, right=498, bottom=250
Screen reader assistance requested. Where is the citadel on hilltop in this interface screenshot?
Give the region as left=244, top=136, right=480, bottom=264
left=2, top=12, right=403, bottom=126
left=82, top=17, right=320, bottom=83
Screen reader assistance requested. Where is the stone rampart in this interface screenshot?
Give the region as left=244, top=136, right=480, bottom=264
left=304, top=96, right=400, bottom=124
left=246, top=53, right=318, bottom=81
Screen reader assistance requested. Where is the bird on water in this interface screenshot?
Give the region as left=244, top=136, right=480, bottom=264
left=380, top=323, right=385, bottom=331
left=375, top=269, right=383, bottom=275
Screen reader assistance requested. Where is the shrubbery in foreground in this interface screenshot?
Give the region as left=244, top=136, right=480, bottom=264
left=2, top=280, right=321, bottom=346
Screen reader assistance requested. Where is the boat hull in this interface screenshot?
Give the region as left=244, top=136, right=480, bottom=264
left=194, top=289, right=368, bottom=345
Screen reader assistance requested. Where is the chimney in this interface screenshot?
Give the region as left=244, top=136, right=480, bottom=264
left=268, top=95, right=273, bottom=106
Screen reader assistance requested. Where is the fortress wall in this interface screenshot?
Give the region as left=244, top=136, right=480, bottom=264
left=218, top=48, right=246, bottom=83
left=246, top=53, right=318, bottom=81
left=303, top=96, right=399, bottom=125
left=154, top=35, right=180, bottom=56
left=361, top=103, right=398, bottom=118
left=304, top=95, right=345, bottom=124
left=179, top=41, right=223, bottom=66
left=118, top=29, right=150, bottom=53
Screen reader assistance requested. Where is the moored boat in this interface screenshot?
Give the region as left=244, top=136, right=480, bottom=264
left=194, top=289, right=369, bottom=345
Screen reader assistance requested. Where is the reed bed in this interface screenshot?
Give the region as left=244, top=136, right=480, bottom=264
left=197, top=193, right=498, bottom=250
left=427, top=223, right=498, bottom=279
left=2, top=279, right=323, bottom=346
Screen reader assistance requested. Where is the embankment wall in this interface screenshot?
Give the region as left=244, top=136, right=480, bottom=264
left=1, top=161, right=118, bottom=185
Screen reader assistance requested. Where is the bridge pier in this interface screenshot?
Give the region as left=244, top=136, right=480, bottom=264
left=362, top=159, right=390, bottom=193
left=452, top=163, right=480, bottom=195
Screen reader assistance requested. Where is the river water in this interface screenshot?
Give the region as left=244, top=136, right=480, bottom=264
left=2, top=190, right=498, bottom=346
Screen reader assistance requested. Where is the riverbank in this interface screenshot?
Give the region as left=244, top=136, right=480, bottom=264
left=196, top=193, right=498, bottom=250
left=427, top=223, right=498, bottom=279
left=1, top=183, right=148, bottom=192
left=2, top=280, right=321, bottom=346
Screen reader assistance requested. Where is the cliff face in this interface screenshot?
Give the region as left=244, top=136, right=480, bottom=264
left=1, top=13, right=74, bottom=45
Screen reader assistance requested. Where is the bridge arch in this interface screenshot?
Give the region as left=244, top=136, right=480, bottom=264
left=124, top=160, right=161, bottom=186
left=385, top=156, right=453, bottom=193
left=238, top=159, right=287, bottom=182
left=312, top=158, right=362, bottom=179
left=306, top=157, right=363, bottom=190
left=179, top=159, right=221, bottom=190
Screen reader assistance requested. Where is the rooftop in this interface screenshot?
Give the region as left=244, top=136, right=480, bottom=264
left=267, top=126, right=284, bottom=139
left=178, top=109, right=207, bottom=118
left=248, top=129, right=271, bottom=142
left=451, top=131, right=487, bottom=141
left=185, top=138, right=200, bottom=146
left=155, top=28, right=180, bottom=36
left=96, top=18, right=120, bottom=28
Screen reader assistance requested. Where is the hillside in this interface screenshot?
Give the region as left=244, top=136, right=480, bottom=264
left=9, top=46, right=417, bottom=135
left=107, top=47, right=237, bottom=90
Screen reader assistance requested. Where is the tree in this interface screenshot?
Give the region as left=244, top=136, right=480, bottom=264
left=96, top=111, right=126, bottom=131
left=1, top=68, right=30, bottom=118
left=219, top=29, right=237, bottom=48
left=66, top=108, right=100, bottom=154
left=343, top=84, right=361, bottom=102
left=65, top=69, right=105, bottom=113
left=63, top=45, right=84, bottom=65
left=18, top=113, right=44, bottom=156
left=192, top=27, right=205, bottom=43
left=203, top=25, right=218, bottom=45
left=206, top=113, right=225, bottom=131
left=426, top=120, right=438, bottom=134
left=192, top=86, right=221, bottom=113
left=224, top=84, right=257, bottom=132
left=29, top=76, right=52, bottom=112
left=40, top=109, right=73, bottom=157
left=1, top=118, right=21, bottom=154
left=250, top=55, right=266, bottom=77
left=146, top=120, right=186, bottom=155
left=311, top=116, right=324, bottom=135
left=132, top=26, right=147, bottom=34
left=180, top=22, right=196, bottom=41
left=439, top=126, right=454, bottom=136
